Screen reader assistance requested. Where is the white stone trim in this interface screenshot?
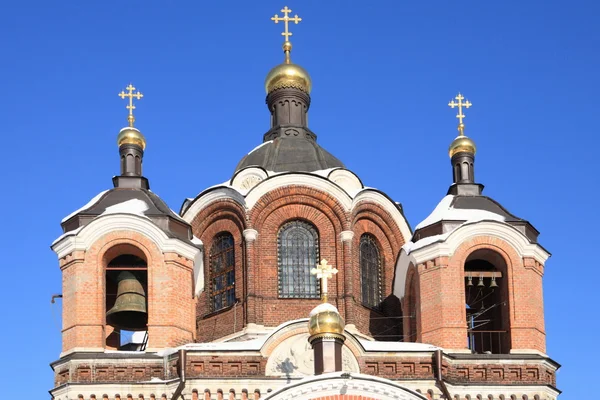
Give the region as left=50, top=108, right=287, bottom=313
left=182, top=187, right=246, bottom=223
left=183, top=174, right=413, bottom=252
left=245, top=174, right=353, bottom=210
left=393, top=220, right=550, bottom=299
left=51, top=214, right=203, bottom=295
left=339, top=230, right=355, bottom=242
left=243, top=228, right=259, bottom=242
left=351, top=190, right=412, bottom=242
left=264, top=372, right=428, bottom=400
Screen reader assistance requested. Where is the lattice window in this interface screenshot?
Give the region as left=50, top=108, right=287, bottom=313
left=360, top=234, right=382, bottom=309
left=209, top=233, right=235, bottom=312
left=278, top=220, right=320, bottom=298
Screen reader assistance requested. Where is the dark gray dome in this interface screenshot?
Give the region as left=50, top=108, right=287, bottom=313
left=235, top=136, right=345, bottom=173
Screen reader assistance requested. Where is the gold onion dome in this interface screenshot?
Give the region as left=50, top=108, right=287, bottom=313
left=308, top=302, right=345, bottom=337
left=448, top=129, right=476, bottom=158
left=265, top=42, right=312, bottom=94
left=117, top=127, right=146, bottom=150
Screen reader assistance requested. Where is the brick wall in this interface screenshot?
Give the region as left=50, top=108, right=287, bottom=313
left=191, top=185, right=408, bottom=340
left=59, top=231, right=195, bottom=353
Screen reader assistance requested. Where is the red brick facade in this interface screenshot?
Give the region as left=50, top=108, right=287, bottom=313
left=59, top=230, right=196, bottom=354
left=52, top=176, right=556, bottom=399
left=189, top=185, right=407, bottom=341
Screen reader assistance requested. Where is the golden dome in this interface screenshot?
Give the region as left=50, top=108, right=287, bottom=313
left=117, top=127, right=146, bottom=150
left=449, top=132, right=476, bottom=158
left=308, top=303, right=345, bottom=337
left=265, top=42, right=312, bottom=94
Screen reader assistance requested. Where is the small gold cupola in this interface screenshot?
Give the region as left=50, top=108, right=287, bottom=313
left=265, top=6, right=312, bottom=94
left=307, top=259, right=346, bottom=375
left=446, top=92, right=483, bottom=196
left=117, top=84, right=146, bottom=150
left=448, top=93, right=476, bottom=158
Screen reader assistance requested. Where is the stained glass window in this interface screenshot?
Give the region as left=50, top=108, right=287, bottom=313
left=209, top=233, right=235, bottom=312
left=278, top=220, right=320, bottom=298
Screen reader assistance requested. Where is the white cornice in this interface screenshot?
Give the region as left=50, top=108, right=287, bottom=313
left=352, top=190, right=412, bottom=241
left=183, top=173, right=412, bottom=250
left=393, top=220, right=550, bottom=299
left=182, top=187, right=246, bottom=223
left=245, top=174, right=353, bottom=210
left=51, top=214, right=202, bottom=261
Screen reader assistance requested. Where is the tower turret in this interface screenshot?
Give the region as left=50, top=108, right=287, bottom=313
left=447, top=93, right=483, bottom=196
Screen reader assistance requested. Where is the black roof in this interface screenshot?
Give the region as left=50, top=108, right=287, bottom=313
left=235, top=136, right=345, bottom=173
left=413, top=194, right=540, bottom=243
left=61, top=188, right=193, bottom=242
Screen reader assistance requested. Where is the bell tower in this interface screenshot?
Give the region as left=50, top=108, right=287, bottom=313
left=52, top=85, right=202, bottom=355
left=396, top=94, right=550, bottom=354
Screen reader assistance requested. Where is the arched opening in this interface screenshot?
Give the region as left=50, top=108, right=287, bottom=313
left=464, top=249, right=510, bottom=354
left=405, top=275, right=418, bottom=342
left=209, top=232, right=236, bottom=312
left=105, top=248, right=148, bottom=351
left=277, top=220, right=320, bottom=299
left=359, top=234, right=382, bottom=309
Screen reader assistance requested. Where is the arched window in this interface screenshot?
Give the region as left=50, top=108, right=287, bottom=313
left=209, top=233, right=235, bottom=312
left=360, top=234, right=382, bottom=309
left=278, top=220, right=320, bottom=298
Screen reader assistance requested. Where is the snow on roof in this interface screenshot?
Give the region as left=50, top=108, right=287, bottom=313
left=60, top=190, right=109, bottom=223
left=248, top=140, right=273, bottom=155
left=51, top=226, right=83, bottom=246
left=402, top=232, right=450, bottom=254
left=101, top=198, right=150, bottom=217
left=415, top=195, right=505, bottom=230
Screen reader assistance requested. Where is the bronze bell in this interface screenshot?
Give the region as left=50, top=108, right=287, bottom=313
left=489, top=275, right=499, bottom=288
left=106, top=271, right=148, bottom=331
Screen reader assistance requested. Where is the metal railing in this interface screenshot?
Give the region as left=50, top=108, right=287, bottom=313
left=467, top=330, right=508, bottom=354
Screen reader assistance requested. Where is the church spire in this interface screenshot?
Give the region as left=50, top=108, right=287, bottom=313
left=447, top=93, right=483, bottom=196
left=114, top=83, right=149, bottom=189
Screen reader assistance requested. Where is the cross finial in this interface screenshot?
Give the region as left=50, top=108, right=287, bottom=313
left=118, top=84, right=144, bottom=127
left=271, top=6, right=302, bottom=64
left=448, top=92, right=472, bottom=135
left=311, top=259, right=338, bottom=303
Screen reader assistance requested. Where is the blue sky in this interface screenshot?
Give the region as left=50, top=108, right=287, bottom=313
left=1, top=1, right=596, bottom=397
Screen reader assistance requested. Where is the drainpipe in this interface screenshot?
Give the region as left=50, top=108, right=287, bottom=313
left=435, top=349, right=452, bottom=400
left=171, top=349, right=186, bottom=400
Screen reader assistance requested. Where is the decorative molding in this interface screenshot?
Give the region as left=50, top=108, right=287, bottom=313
left=351, top=190, right=413, bottom=243
left=51, top=214, right=204, bottom=296
left=265, top=333, right=359, bottom=377
left=328, top=169, right=363, bottom=196
left=339, top=230, right=355, bottom=243
left=231, top=167, right=268, bottom=195
left=394, top=221, right=550, bottom=299
left=243, top=229, right=259, bottom=242
left=182, top=187, right=246, bottom=224
left=264, top=372, right=427, bottom=400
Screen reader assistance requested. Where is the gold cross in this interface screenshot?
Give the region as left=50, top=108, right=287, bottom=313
left=311, top=259, right=338, bottom=303
left=118, top=84, right=144, bottom=127
left=448, top=92, right=472, bottom=134
left=271, top=6, right=302, bottom=42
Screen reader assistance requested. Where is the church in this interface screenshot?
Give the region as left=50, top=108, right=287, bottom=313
left=49, top=7, right=560, bottom=400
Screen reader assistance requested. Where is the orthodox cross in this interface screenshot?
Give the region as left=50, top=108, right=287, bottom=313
left=118, top=84, right=144, bottom=127
left=448, top=93, right=472, bottom=134
left=311, top=259, right=338, bottom=302
left=271, top=6, right=302, bottom=42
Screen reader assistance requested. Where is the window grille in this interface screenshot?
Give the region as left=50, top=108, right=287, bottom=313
left=209, top=233, right=235, bottom=311
left=360, top=234, right=382, bottom=309
left=278, top=220, right=320, bottom=298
